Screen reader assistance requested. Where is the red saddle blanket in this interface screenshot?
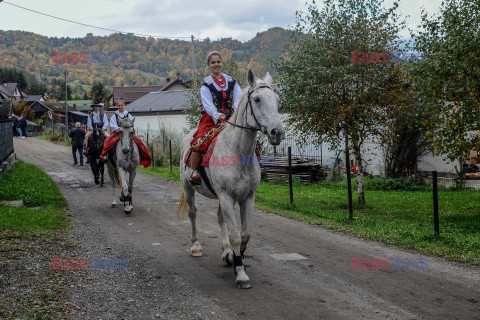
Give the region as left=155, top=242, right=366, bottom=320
left=185, top=135, right=222, bottom=168
left=101, top=131, right=152, bottom=168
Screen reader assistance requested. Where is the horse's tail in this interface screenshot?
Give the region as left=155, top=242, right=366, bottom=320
left=177, top=186, right=188, bottom=221
left=113, top=169, right=122, bottom=187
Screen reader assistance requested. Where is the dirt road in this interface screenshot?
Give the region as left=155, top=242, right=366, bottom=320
left=13, top=138, right=480, bottom=319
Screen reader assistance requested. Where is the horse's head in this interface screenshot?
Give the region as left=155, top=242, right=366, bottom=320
left=246, top=69, right=285, bottom=145
left=117, top=117, right=135, bottom=154
left=90, top=123, right=105, bottom=150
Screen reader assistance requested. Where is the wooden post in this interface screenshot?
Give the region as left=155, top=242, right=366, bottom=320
left=433, top=171, right=439, bottom=234
left=169, top=140, right=172, bottom=174
left=345, top=137, right=353, bottom=219
left=288, top=146, right=293, bottom=205
left=150, top=146, right=154, bottom=167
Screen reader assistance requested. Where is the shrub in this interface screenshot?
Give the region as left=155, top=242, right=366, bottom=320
left=364, top=177, right=428, bottom=191
left=43, top=129, right=65, bottom=142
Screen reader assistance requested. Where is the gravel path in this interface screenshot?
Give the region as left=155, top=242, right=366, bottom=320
left=12, top=137, right=480, bottom=319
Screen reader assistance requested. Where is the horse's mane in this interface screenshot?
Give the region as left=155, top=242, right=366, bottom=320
left=226, top=88, right=247, bottom=132
left=226, top=80, right=270, bottom=132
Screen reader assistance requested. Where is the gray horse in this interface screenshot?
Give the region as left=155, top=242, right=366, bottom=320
left=106, top=117, right=139, bottom=214
left=178, top=70, right=285, bottom=288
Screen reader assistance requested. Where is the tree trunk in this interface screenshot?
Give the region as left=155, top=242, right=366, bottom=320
left=356, top=154, right=366, bottom=206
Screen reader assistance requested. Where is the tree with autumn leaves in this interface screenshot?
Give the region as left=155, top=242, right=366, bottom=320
left=410, top=0, right=480, bottom=187
left=275, top=0, right=406, bottom=205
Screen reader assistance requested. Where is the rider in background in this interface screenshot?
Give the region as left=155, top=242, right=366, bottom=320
left=99, top=100, right=151, bottom=167
left=108, top=99, right=133, bottom=131
left=188, top=51, right=242, bottom=185
left=84, top=103, right=109, bottom=156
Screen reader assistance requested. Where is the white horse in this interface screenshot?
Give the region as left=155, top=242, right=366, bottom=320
left=178, top=70, right=285, bottom=288
left=106, top=117, right=139, bottom=214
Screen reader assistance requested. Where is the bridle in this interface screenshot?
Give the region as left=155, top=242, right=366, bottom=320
left=118, top=123, right=135, bottom=153
left=223, top=85, right=273, bottom=132
left=92, top=125, right=105, bottom=150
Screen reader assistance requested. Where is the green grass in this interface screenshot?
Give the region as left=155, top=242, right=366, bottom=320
left=138, top=165, right=480, bottom=264
left=0, top=160, right=68, bottom=238
left=0, top=160, right=67, bottom=208
left=256, top=178, right=480, bottom=264
left=138, top=165, right=180, bottom=182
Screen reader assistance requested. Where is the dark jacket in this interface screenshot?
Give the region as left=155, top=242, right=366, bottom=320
left=69, top=127, right=86, bottom=148
left=11, top=116, right=19, bottom=126
left=19, top=117, right=27, bottom=127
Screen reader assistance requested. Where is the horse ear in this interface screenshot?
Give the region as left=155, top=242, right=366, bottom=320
left=130, top=116, right=135, bottom=125
left=247, top=69, right=256, bottom=88
left=264, top=72, right=273, bottom=86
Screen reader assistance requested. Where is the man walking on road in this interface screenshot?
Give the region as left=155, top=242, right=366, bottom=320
left=10, top=113, right=19, bottom=137
left=18, top=113, right=27, bottom=138
left=69, top=122, right=86, bottom=166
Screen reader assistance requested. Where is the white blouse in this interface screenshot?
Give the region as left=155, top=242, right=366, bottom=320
left=201, top=74, right=242, bottom=123
left=110, top=110, right=133, bottom=130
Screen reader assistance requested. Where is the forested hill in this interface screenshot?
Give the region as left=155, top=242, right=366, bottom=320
left=0, top=27, right=290, bottom=87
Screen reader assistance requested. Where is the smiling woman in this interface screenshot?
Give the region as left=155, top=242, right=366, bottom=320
left=187, top=51, right=243, bottom=185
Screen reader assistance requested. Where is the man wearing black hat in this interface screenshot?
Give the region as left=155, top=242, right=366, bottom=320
left=84, top=103, right=109, bottom=156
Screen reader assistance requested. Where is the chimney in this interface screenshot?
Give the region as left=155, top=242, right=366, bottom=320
left=176, top=72, right=181, bottom=80
left=166, top=77, right=170, bottom=83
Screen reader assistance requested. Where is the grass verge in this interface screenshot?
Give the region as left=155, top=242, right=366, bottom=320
left=0, top=160, right=71, bottom=319
left=138, top=164, right=180, bottom=182
left=256, top=178, right=480, bottom=264
left=139, top=165, right=480, bottom=265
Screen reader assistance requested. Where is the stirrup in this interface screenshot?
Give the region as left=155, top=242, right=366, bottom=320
left=189, top=170, right=202, bottom=186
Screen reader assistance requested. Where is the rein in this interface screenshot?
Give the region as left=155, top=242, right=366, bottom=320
left=223, top=85, right=272, bottom=132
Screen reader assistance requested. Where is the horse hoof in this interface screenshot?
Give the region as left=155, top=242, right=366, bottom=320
left=191, top=249, right=203, bottom=257
left=111, top=203, right=117, bottom=208
left=119, top=196, right=125, bottom=202
left=236, top=280, right=252, bottom=289
left=95, top=179, right=100, bottom=185
left=124, top=209, right=132, bottom=214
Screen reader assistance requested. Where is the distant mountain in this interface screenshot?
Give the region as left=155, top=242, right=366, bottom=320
left=0, top=28, right=291, bottom=88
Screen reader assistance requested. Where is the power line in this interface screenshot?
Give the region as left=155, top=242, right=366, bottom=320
left=1, top=1, right=195, bottom=40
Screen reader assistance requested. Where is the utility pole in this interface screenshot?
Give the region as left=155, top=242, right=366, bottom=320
left=64, top=69, right=68, bottom=131
left=191, top=35, right=197, bottom=81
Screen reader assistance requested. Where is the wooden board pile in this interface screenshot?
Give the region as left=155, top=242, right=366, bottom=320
left=260, top=156, right=325, bottom=182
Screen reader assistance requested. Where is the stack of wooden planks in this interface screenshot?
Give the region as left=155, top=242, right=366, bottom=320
left=259, top=156, right=325, bottom=182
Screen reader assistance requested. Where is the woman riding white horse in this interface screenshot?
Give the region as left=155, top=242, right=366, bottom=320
left=179, top=57, right=285, bottom=288
left=188, top=51, right=243, bottom=185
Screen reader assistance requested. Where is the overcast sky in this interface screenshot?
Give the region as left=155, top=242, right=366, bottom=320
left=0, top=0, right=442, bottom=42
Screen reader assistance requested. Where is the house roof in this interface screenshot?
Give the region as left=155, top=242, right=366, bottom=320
left=59, top=100, right=92, bottom=112
left=25, top=95, right=44, bottom=102
left=113, top=85, right=164, bottom=104
left=70, top=111, right=89, bottom=118
left=113, top=79, right=189, bottom=104
left=0, top=83, right=25, bottom=98
left=34, top=101, right=76, bottom=113
left=126, top=89, right=188, bottom=113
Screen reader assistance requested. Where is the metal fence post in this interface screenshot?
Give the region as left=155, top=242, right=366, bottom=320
left=345, top=137, right=353, bottom=219
left=288, top=146, right=293, bottom=205
left=169, top=140, right=172, bottom=174
left=433, top=171, right=439, bottom=234
left=150, top=146, right=154, bottom=168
